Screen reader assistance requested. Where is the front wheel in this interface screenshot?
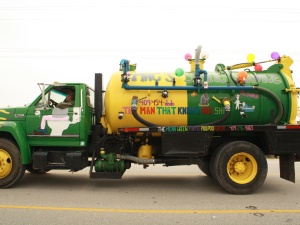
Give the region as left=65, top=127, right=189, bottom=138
left=210, top=141, right=267, bottom=194
left=0, top=138, right=25, bottom=188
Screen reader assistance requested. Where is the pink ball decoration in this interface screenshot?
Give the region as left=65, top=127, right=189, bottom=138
left=184, top=53, right=192, bottom=61
left=254, top=64, right=262, bottom=71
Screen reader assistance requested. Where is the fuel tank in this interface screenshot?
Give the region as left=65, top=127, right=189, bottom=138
left=104, top=56, right=297, bottom=133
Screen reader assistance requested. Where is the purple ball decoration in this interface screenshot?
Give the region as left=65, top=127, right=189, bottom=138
left=271, top=52, right=280, bottom=60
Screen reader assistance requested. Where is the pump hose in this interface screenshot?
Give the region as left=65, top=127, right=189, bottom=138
left=119, top=155, right=156, bottom=164
left=202, top=110, right=231, bottom=126
left=132, top=109, right=157, bottom=127
left=253, top=86, right=283, bottom=124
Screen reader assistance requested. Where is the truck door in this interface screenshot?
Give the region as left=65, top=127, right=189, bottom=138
left=26, top=85, right=82, bottom=146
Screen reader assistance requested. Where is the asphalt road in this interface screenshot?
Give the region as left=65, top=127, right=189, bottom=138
left=0, top=159, right=300, bottom=225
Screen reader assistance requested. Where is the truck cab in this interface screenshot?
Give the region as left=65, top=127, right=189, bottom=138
left=0, top=82, right=95, bottom=188
left=26, top=83, right=94, bottom=146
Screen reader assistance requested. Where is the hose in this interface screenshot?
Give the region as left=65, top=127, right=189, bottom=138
left=230, top=70, right=238, bottom=85
left=118, top=155, right=156, bottom=164
left=118, top=155, right=202, bottom=165
left=253, top=86, right=283, bottom=124
left=131, top=96, right=157, bottom=127
left=132, top=109, right=157, bottom=127
left=203, top=110, right=231, bottom=125
left=201, top=98, right=231, bottom=126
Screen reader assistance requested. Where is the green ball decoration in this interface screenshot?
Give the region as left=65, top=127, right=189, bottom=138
left=175, top=68, right=184, bottom=77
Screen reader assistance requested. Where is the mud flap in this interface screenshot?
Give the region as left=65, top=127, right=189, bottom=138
left=280, top=154, right=295, bottom=183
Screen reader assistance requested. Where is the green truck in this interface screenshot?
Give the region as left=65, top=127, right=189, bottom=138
left=1, top=46, right=300, bottom=194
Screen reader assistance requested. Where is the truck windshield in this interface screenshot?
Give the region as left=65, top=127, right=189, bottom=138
left=49, top=89, right=67, bottom=103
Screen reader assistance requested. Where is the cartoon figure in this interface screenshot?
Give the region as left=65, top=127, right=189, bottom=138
left=35, top=107, right=81, bottom=136
left=240, top=102, right=255, bottom=112
left=200, top=93, right=209, bottom=106
left=239, top=102, right=256, bottom=118
left=234, top=94, right=240, bottom=110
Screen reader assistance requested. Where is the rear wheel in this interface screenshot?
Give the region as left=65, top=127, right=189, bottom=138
left=0, top=138, right=25, bottom=188
left=210, top=141, right=267, bottom=194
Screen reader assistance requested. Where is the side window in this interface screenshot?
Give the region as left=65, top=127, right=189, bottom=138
left=35, top=86, right=76, bottom=108
left=86, top=87, right=95, bottom=108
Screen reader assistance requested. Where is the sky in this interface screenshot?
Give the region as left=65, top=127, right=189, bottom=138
left=0, top=0, right=300, bottom=107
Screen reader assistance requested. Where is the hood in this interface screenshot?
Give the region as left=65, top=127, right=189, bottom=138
left=0, top=106, right=29, bottom=121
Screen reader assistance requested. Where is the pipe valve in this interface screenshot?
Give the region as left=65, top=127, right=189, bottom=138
left=162, top=89, right=168, bottom=98
left=131, top=96, right=139, bottom=111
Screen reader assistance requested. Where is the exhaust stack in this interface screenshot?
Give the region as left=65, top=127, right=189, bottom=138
left=94, top=73, right=103, bottom=124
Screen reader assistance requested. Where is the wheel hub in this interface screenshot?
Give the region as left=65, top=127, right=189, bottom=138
left=234, top=161, right=246, bottom=173
left=0, top=149, right=12, bottom=179
left=227, top=152, right=258, bottom=184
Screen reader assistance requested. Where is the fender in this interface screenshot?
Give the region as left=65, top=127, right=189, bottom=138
left=0, top=121, right=31, bottom=164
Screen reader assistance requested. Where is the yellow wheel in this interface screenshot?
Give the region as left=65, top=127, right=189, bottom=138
left=210, top=141, right=267, bottom=194
left=0, top=138, right=25, bottom=188
left=0, top=149, right=13, bottom=179
left=227, top=153, right=258, bottom=184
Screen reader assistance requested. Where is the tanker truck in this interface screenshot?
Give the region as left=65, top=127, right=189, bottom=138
left=1, top=45, right=300, bottom=194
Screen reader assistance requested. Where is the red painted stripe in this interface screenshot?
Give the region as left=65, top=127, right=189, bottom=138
left=285, top=125, right=300, bottom=130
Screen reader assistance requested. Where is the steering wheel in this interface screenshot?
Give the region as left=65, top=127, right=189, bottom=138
left=49, top=99, right=58, bottom=107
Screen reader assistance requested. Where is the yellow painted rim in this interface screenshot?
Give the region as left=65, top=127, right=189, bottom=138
left=0, top=149, right=12, bottom=179
left=227, top=152, right=257, bottom=184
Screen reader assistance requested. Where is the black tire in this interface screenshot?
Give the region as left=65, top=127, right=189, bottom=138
left=210, top=141, right=267, bottom=194
left=197, top=157, right=212, bottom=177
left=0, top=138, right=25, bottom=188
